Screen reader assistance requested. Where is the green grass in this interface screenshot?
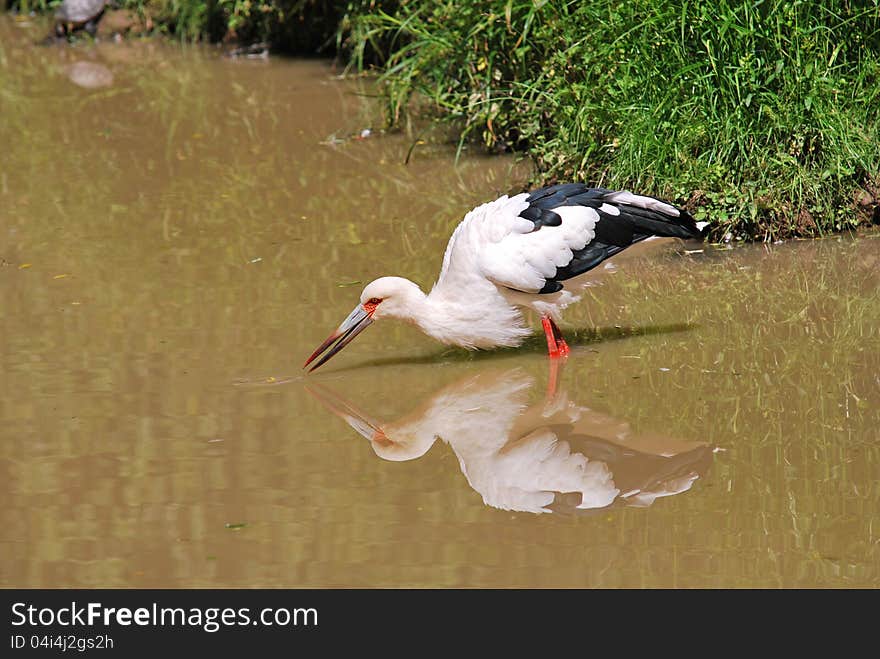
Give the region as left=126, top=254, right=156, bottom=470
left=5, top=0, right=879, bottom=239
left=342, top=0, right=880, bottom=240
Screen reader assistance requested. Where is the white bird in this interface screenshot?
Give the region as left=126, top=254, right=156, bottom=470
left=304, top=183, right=704, bottom=371
left=307, top=368, right=714, bottom=514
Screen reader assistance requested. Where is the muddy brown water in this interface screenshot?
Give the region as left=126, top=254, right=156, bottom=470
left=1, top=17, right=879, bottom=588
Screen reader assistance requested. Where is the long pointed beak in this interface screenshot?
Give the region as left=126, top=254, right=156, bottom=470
left=303, top=304, right=374, bottom=372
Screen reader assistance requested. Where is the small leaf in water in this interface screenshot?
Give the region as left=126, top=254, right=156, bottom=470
left=225, top=523, right=247, bottom=530
left=336, top=280, right=362, bottom=287
left=19, top=263, right=32, bottom=269
left=53, top=274, right=70, bottom=279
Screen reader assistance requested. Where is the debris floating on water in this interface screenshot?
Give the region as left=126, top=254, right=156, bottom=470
left=226, top=43, right=269, bottom=59
left=322, top=128, right=379, bottom=146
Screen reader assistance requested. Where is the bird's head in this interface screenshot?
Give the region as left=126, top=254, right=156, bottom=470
left=358, top=276, right=424, bottom=320
left=303, top=276, right=424, bottom=372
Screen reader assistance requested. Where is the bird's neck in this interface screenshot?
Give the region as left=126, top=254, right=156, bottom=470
left=383, top=278, right=530, bottom=349
left=412, top=285, right=530, bottom=350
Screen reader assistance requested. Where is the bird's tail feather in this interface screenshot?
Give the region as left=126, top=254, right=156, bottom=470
left=593, top=190, right=704, bottom=245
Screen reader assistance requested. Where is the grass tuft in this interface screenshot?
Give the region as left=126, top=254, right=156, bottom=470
left=341, top=1, right=880, bottom=240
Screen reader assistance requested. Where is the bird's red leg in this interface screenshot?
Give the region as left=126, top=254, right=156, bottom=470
left=542, top=316, right=570, bottom=357
left=542, top=315, right=560, bottom=358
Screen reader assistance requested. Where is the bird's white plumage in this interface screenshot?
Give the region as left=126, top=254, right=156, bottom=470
left=423, top=191, right=606, bottom=337
left=434, top=193, right=531, bottom=294
left=435, top=192, right=598, bottom=295
left=481, top=204, right=598, bottom=293
left=309, top=186, right=701, bottom=360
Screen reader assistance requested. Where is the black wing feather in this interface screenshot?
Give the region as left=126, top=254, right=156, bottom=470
left=519, top=183, right=700, bottom=294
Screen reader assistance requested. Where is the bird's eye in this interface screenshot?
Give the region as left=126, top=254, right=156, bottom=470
left=367, top=297, right=382, bottom=305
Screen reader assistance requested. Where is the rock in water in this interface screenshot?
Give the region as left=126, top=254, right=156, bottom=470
left=65, top=61, right=114, bottom=89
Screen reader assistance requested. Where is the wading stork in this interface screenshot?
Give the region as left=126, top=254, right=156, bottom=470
left=304, top=183, right=704, bottom=371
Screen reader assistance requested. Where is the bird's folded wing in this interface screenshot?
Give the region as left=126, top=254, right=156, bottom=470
left=437, top=186, right=694, bottom=296
left=480, top=204, right=600, bottom=294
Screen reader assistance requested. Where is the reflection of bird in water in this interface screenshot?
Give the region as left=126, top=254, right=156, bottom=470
left=307, top=366, right=715, bottom=514
left=54, top=0, right=106, bottom=39
left=305, top=184, right=706, bottom=371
